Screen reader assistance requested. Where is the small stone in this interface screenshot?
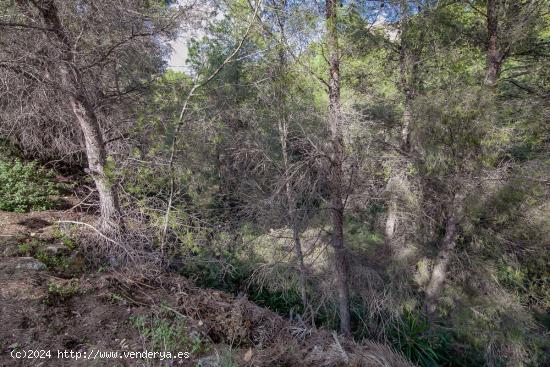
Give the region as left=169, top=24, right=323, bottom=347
left=0, top=235, right=21, bottom=247
left=196, top=355, right=219, bottom=367
left=2, top=245, right=20, bottom=257
left=15, top=257, right=46, bottom=270
left=244, top=348, right=253, bottom=362
left=44, top=244, right=69, bottom=256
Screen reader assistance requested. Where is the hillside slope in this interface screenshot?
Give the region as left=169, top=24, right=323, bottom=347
left=0, top=209, right=411, bottom=367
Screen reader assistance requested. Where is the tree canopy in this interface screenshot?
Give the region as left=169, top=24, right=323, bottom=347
left=1, top=0, right=549, bottom=365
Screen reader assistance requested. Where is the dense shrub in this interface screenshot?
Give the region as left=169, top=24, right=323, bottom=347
left=0, top=159, right=60, bottom=212
left=389, top=311, right=450, bottom=367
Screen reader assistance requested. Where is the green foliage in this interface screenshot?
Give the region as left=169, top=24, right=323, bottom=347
left=0, top=158, right=60, bottom=212
left=106, top=292, right=126, bottom=305
left=174, top=228, right=310, bottom=318
left=45, top=281, right=80, bottom=305
left=35, top=248, right=71, bottom=273
left=178, top=253, right=305, bottom=316
left=346, top=215, right=385, bottom=251
left=17, top=231, right=80, bottom=275
left=130, top=312, right=208, bottom=355
left=17, top=242, right=34, bottom=256
left=389, top=312, right=448, bottom=367
left=1, top=1, right=546, bottom=366
left=249, top=287, right=304, bottom=316
left=55, top=230, right=77, bottom=252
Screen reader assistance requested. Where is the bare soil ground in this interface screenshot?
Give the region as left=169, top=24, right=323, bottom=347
left=0, top=208, right=410, bottom=367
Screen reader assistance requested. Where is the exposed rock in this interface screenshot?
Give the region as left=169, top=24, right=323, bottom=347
left=44, top=243, right=69, bottom=256
left=2, top=243, right=21, bottom=258
left=15, top=257, right=46, bottom=270
left=0, top=234, right=20, bottom=246
left=66, top=251, right=85, bottom=274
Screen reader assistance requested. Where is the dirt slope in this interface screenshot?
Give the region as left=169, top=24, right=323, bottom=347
left=0, top=210, right=411, bottom=367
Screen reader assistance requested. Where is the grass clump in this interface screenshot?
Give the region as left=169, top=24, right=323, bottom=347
left=130, top=311, right=209, bottom=356
left=45, top=281, right=80, bottom=305
left=389, top=311, right=449, bottom=367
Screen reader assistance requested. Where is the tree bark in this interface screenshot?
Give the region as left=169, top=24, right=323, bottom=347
left=326, top=0, right=351, bottom=336
left=67, top=93, right=122, bottom=233
left=30, top=0, right=122, bottom=233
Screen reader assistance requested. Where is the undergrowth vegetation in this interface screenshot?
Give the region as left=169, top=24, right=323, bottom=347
left=130, top=311, right=209, bottom=356
left=0, top=157, right=61, bottom=212
left=1, top=0, right=548, bottom=366
left=44, top=281, right=80, bottom=306
left=17, top=229, right=82, bottom=276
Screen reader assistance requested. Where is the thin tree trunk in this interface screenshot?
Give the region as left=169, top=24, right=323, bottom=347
left=292, top=226, right=308, bottom=307
left=424, top=0, right=502, bottom=315
left=326, top=0, right=351, bottom=336
left=280, top=123, right=308, bottom=308
left=425, top=191, right=465, bottom=316
left=485, top=0, right=501, bottom=86
left=274, top=0, right=308, bottom=310
left=33, top=0, right=122, bottom=233
left=384, top=196, right=398, bottom=252
left=399, top=0, right=415, bottom=152
left=384, top=0, right=415, bottom=256
left=282, top=151, right=308, bottom=307
left=401, top=91, right=414, bottom=151
left=384, top=93, right=414, bottom=256
left=159, top=1, right=260, bottom=251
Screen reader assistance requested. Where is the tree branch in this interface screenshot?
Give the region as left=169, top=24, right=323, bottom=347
left=159, top=0, right=263, bottom=252
left=0, top=21, right=53, bottom=32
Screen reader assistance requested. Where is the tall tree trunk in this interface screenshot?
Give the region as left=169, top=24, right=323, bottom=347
left=425, top=192, right=465, bottom=316
left=485, top=0, right=501, bottom=86
left=32, top=0, right=122, bottom=233
left=425, top=0, right=506, bottom=315
left=424, top=0, right=503, bottom=315
left=277, top=60, right=308, bottom=308
left=275, top=0, right=308, bottom=309
left=384, top=0, right=416, bottom=256
left=326, top=0, right=351, bottom=336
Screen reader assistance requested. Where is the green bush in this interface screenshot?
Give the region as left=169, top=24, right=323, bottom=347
left=130, top=312, right=209, bottom=354
left=44, top=281, right=80, bottom=305
left=0, top=159, right=60, bottom=212
left=389, top=311, right=449, bottom=367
